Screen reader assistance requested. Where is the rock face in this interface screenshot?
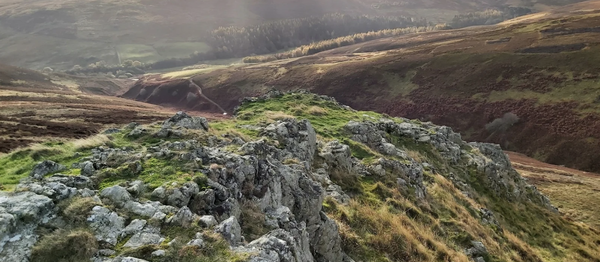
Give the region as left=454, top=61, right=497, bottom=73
left=0, top=103, right=557, bottom=262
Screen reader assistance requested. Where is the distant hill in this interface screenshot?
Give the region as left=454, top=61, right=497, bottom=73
left=123, top=0, right=600, bottom=174
left=0, top=0, right=588, bottom=70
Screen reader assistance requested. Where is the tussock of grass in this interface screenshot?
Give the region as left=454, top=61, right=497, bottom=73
left=158, top=226, right=248, bottom=262
left=60, top=197, right=99, bottom=224
left=240, top=201, right=269, bottom=241
left=30, top=229, right=98, bottom=262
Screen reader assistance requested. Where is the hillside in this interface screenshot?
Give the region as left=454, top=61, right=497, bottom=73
left=0, top=63, right=195, bottom=154
left=508, top=151, right=600, bottom=229
left=123, top=0, right=600, bottom=174
left=1, top=92, right=599, bottom=262
left=0, top=0, right=588, bottom=70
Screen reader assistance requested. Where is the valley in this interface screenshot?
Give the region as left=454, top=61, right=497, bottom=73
left=0, top=0, right=600, bottom=261
left=123, top=2, right=600, bottom=175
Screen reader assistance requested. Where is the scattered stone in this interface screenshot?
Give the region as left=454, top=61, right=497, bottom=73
left=163, top=111, right=209, bottom=131
left=98, top=249, right=116, bottom=256
left=127, top=126, right=148, bottom=138
left=151, top=250, right=166, bottom=257
left=127, top=180, right=146, bottom=196
left=30, top=160, right=66, bottom=179
left=466, top=241, right=488, bottom=257
left=81, top=161, right=96, bottom=177
left=121, top=219, right=147, bottom=237
left=87, top=206, right=126, bottom=246
left=186, top=233, right=205, bottom=248
left=123, top=230, right=164, bottom=248
left=215, top=216, right=242, bottom=246
left=198, top=215, right=218, bottom=228
left=103, top=128, right=121, bottom=134
left=100, top=186, right=132, bottom=207
left=115, top=257, right=149, bottom=262
left=167, top=207, right=195, bottom=228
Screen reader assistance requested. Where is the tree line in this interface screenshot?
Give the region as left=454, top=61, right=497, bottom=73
left=68, top=13, right=429, bottom=74
left=242, top=25, right=445, bottom=63
left=449, top=7, right=531, bottom=28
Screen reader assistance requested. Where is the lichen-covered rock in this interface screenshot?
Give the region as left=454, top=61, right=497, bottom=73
left=46, top=174, right=94, bottom=189
left=262, top=119, right=317, bottom=165
left=468, top=142, right=556, bottom=210
left=30, top=160, right=66, bottom=179
left=87, top=206, right=126, bottom=246
left=126, top=180, right=146, bottom=196
left=0, top=95, right=562, bottom=262
left=0, top=192, right=55, bottom=262
left=123, top=225, right=164, bottom=249
left=127, top=126, right=148, bottom=138
left=465, top=241, right=488, bottom=257
left=166, top=182, right=199, bottom=207
left=121, top=219, right=147, bottom=237
left=167, top=206, right=196, bottom=228
left=114, top=257, right=150, bottom=262
left=189, top=189, right=215, bottom=214
left=319, top=141, right=352, bottom=172
left=311, top=212, right=344, bottom=262
left=123, top=201, right=158, bottom=218
left=186, top=233, right=205, bottom=248
left=100, top=186, right=132, bottom=208
left=242, top=228, right=314, bottom=262
left=198, top=215, right=218, bottom=228
left=215, top=216, right=242, bottom=246
left=81, top=161, right=97, bottom=177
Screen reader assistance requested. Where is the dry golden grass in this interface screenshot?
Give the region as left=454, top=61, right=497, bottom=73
left=307, top=106, right=327, bottom=116
left=515, top=165, right=600, bottom=229
left=72, top=134, right=110, bottom=150
left=264, top=111, right=296, bottom=121
left=508, top=152, right=600, bottom=229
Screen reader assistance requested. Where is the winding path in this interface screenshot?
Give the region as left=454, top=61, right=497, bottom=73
left=188, top=78, right=227, bottom=115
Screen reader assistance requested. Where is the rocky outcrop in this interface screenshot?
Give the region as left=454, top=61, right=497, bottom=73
left=0, top=102, right=557, bottom=262
left=345, top=118, right=554, bottom=208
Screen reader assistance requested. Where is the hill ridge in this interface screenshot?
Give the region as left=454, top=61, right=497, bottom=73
left=1, top=92, right=598, bottom=262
